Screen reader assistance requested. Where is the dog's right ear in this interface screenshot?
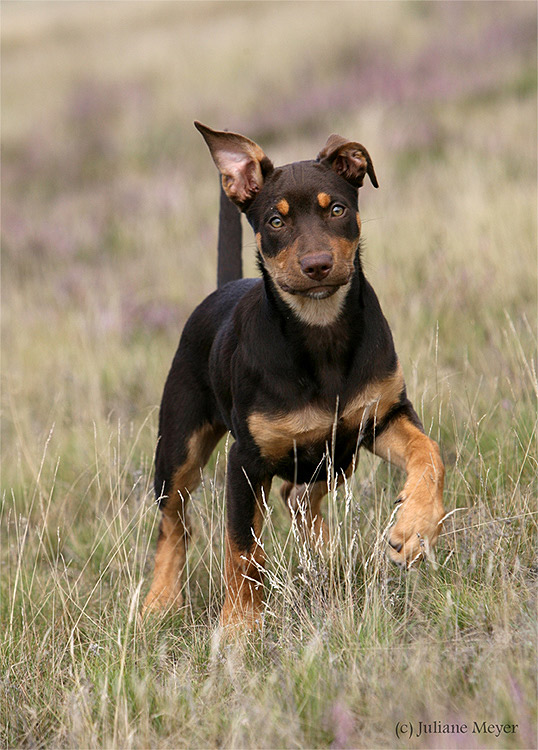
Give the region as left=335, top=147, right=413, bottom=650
left=194, top=122, right=273, bottom=209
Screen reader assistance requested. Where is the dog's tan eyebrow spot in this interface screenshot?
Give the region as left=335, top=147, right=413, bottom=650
left=317, top=192, right=331, bottom=208
left=276, top=199, right=289, bottom=215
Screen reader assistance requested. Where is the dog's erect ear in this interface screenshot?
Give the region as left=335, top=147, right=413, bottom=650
left=317, top=134, right=379, bottom=189
left=194, top=122, right=274, bottom=208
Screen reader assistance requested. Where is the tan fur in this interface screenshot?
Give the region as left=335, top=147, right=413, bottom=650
left=276, top=198, right=290, bottom=215
left=142, top=513, right=188, bottom=613
left=220, top=482, right=270, bottom=629
left=341, top=361, right=404, bottom=429
left=248, top=404, right=336, bottom=461
left=263, top=241, right=297, bottom=274
left=143, top=423, right=222, bottom=613
left=248, top=366, right=404, bottom=461
left=317, top=192, right=331, bottom=208
left=373, top=416, right=445, bottom=566
left=327, top=236, right=357, bottom=266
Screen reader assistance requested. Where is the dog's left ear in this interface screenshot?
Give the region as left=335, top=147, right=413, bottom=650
left=317, top=134, right=379, bottom=189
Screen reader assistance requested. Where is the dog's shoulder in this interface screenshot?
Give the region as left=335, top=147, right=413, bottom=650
left=177, top=278, right=258, bottom=349
left=190, top=278, right=260, bottom=326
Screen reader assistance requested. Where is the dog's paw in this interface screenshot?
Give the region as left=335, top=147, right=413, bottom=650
left=219, top=602, right=264, bottom=634
left=388, top=492, right=444, bottom=568
left=141, top=587, right=183, bottom=617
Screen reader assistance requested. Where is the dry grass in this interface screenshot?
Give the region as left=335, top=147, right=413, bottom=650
left=1, top=2, right=537, bottom=748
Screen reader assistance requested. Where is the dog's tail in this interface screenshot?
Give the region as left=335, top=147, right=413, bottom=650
left=217, top=183, right=242, bottom=288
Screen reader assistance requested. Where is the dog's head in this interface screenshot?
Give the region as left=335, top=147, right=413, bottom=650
left=195, top=122, right=378, bottom=318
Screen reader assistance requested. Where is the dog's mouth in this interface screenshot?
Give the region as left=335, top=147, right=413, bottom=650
left=297, top=285, right=340, bottom=299
left=277, top=281, right=345, bottom=300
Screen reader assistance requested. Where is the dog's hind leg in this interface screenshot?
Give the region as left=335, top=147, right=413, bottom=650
left=280, top=481, right=330, bottom=549
left=143, top=420, right=225, bottom=614
left=280, top=463, right=355, bottom=550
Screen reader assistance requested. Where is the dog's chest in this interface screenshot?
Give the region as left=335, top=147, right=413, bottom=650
left=248, top=384, right=385, bottom=463
left=247, top=363, right=403, bottom=469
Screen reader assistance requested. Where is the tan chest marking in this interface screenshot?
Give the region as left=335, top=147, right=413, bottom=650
left=340, top=362, right=404, bottom=430
left=248, top=404, right=336, bottom=461
left=248, top=363, right=404, bottom=461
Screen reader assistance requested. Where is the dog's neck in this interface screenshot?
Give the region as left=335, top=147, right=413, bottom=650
left=261, top=268, right=363, bottom=398
left=275, top=283, right=351, bottom=327
left=261, top=260, right=365, bottom=362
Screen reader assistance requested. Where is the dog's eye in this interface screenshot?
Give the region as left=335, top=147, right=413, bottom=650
left=269, top=216, right=284, bottom=229
left=331, top=204, right=346, bottom=217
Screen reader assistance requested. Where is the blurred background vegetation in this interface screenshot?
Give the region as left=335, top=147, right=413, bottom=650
left=1, top=2, right=536, bottom=748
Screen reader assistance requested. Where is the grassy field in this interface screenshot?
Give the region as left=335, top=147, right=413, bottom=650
left=1, top=2, right=537, bottom=748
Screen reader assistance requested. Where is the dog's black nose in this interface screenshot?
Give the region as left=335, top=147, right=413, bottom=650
left=299, top=253, right=333, bottom=281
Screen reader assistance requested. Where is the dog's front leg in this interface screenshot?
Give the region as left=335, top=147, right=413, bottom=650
left=371, top=412, right=445, bottom=566
left=221, top=443, right=271, bottom=630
